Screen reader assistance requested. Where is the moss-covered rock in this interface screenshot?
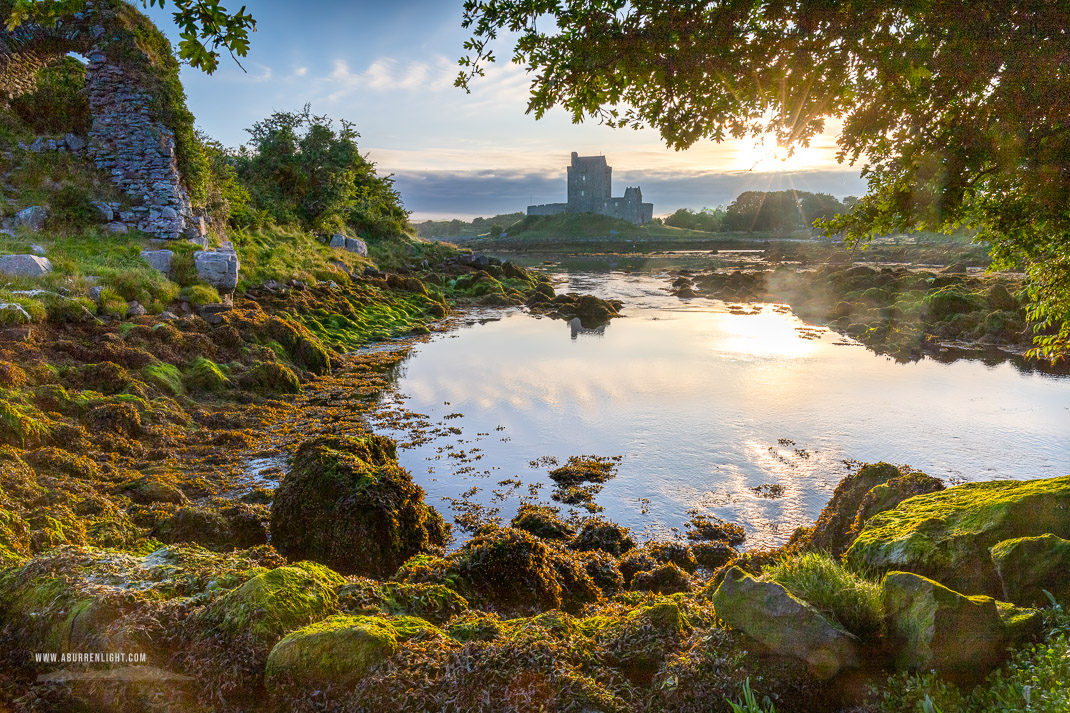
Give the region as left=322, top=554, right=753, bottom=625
left=632, top=562, right=692, bottom=594
left=202, top=562, right=345, bottom=645
left=270, top=434, right=449, bottom=577
left=183, top=356, right=230, bottom=393
left=238, top=360, right=302, bottom=394
left=441, top=527, right=600, bottom=614
left=692, top=540, right=737, bottom=570
left=882, top=571, right=1034, bottom=685
left=847, top=475, right=1070, bottom=596
left=121, top=474, right=188, bottom=505
left=151, top=506, right=232, bottom=550
left=266, top=614, right=439, bottom=691
left=711, top=567, right=861, bottom=680
left=990, top=534, right=1070, bottom=608
left=338, top=580, right=469, bottom=625
left=851, top=472, right=945, bottom=531
left=802, top=462, right=904, bottom=556
left=589, top=598, right=692, bottom=685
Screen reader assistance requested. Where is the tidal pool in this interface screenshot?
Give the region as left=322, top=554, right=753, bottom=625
left=375, top=270, right=1070, bottom=549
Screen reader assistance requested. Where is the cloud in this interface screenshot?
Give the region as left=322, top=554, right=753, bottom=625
left=322, top=55, right=457, bottom=101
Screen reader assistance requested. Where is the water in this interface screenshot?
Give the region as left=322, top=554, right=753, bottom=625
left=376, top=270, right=1070, bottom=549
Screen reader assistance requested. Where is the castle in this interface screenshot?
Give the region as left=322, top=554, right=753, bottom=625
left=527, top=152, right=654, bottom=225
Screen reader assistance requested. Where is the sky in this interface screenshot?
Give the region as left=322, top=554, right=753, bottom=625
left=143, top=0, right=867, bottom=220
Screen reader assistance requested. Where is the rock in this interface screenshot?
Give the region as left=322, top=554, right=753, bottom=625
left=266, top=614, right=436, bottom=690
left=0, top=254, right=52, bottom=278
left=851, top=472, right=945, bottom=533
left=803, top=462, right=906, bottom=556
left=571, top=517, right=636, bottom=556
left=363, top=266, right=384, bottom=278
left=126, top=301, right=147, bottom=317
left=29, top=244, right=45, bottom=256
left=847, top=475, right=1070, bottom=596
left=329, top=233, right=346, bottom=249
left=194, top=244, right=240, bottom=292
left=990, top=534, right=1070, bottom=608
left=882, top=571, right=1036, bottom=684
left=941, top=262, right=968, bottom=274
left=187, top=236, right=208, bottom=248
left=106, top=222, right=129, bottom=234
left=510, top=503, right=575, bottom=541
left=158, top=310, right=178, bottom=321
left=121, top=475, right=187, bottom=505
left=140, top=249, right=173, bottom=276
left=88, top=286, right=103, bottom=301
left=711, top=567, right=861, bottom=679
left=632, top=562, right=692, bottom=594
left=28, top=137, right=45, bottom=153
left=201, top=563, right=345, bottom=646
left=270, top=434, right=449, bottom=577
left=345, top=237, right=368, bottom=256
left=427, top=526, right=601, bottom=614
left=64, top=133, right=87, bottom=152
left=13, top=206, right=48, bottom=232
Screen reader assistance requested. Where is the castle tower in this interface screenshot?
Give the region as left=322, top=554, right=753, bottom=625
left=566, top=152, right=612, bottom=214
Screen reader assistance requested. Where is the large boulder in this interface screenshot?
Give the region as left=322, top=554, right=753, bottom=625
left=882, top=571, right=1038, bottom=685
left=266, top=614, right=438, bottom=691
left=270, top=434, right=449, bottom=577
left=847, top=475, right=1070, bottom=596
left=990, top=534, right=1070, bottom=608
left=13, top=206, right=48, bottom=232
left=711, top=567, right=861, bottom=680
left=194, top=243, right=240, bottom=292
left=0, top=254, right=52, bottom=279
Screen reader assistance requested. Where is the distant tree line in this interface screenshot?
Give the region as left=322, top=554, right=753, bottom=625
left=665, top=190, right=848, bottom=234
left=415, top=213, right=525, bottom=239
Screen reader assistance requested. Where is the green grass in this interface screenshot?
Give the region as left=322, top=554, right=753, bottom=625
left=231, top=225, right=363, bottom=287
left=763, top=552, right=883, bottom=639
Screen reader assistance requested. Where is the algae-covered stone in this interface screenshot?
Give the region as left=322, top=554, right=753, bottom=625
left=990, top=534, right=1070, bottom=607
left=270, top=434, right=449, bottom=577
left=882, top=571, right=1021, bottom=684
left=851, top=472, right=945, bottom=531
left=266, top=614, right=437, bottom=690
left=847, top=475, right=1070, bottom=596
left=205, top=562, right=345, bottom=644
left=510, top=503, right=574, bottom=541
left=589, top=598, right=691, bottom=685
left=571, top=517, right=636, bottom=556
left=804, top=462, right=904, bottom=556
left=711, top=567, right=861, bottom=680
left=442, top=526, right=599, bottom=613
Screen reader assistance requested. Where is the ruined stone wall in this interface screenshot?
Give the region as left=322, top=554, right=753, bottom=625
left=86, top=52, right=193, bottom=239
left=0, top=1, right=197, bottom=240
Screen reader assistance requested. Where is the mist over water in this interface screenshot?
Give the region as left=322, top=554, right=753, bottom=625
left=376, top=270, right=1070, bottom=549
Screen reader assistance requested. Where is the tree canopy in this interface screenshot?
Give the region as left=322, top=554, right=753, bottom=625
left=458, top=0, right=1070, bottom=359
left=231, top=105, right=411, bottom=239
left=8, top=0, right=255, bottom=73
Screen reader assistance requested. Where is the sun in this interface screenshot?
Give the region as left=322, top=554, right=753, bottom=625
left=736, top=134, right=831, bottom=172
